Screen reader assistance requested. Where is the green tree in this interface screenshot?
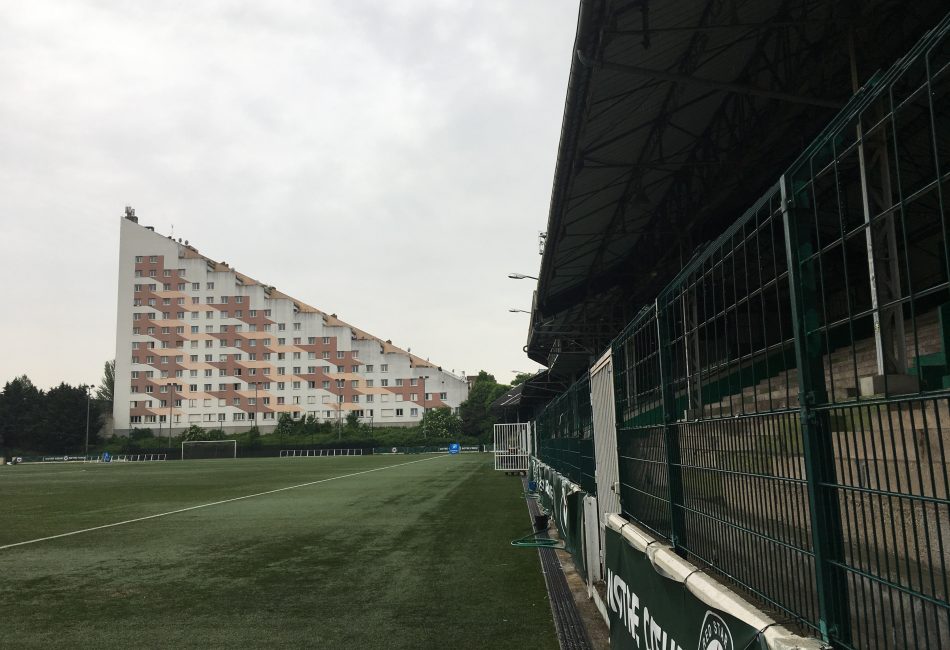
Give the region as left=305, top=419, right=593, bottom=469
left=182, top=425, right=225, bottom=441
left=459, top=371, right=510, bottom=440
left=0, top=375, right=44, bottom=450
left=96, top=360, right=115, bottom=403
left=343, top=411, right=361, bottom=436
left=246, top=425, right=262, bottom=449
left=40, top=383, right=103, bottom=453
left=181, top=424, right=206, bottom=441
left=511, top=372, right=533, bottom=387
left=274, top=413, right=295, bottom=438
left=420, top=407, right=462, bottom=438
left=130, top=427, right=154, bottom=440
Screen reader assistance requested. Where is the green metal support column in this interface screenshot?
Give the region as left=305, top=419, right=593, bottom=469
left=655, top=299, right=687, bottom=555
left=780, top=175, right=851, bottom=646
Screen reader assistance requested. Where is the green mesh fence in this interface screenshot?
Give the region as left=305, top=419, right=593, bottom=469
left=535, top=374, right=596, bottom=495
left=604, top=13, right=950, bottom=649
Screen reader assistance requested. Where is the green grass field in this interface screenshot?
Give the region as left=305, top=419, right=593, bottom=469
left=0, top=453, right=557, bottom=649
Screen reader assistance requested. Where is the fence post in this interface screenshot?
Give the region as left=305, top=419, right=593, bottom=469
left=780, top=175, right=851, bottom=645
left=655, top=299, right=687, bottom=555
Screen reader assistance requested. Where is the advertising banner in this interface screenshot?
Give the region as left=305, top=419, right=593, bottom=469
left=604, top=526, right=766, bottom=650
left=534, top=460, right=588, bottom=578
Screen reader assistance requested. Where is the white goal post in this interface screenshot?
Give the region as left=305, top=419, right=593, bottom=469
left=181, top=440, right=237, bottom=460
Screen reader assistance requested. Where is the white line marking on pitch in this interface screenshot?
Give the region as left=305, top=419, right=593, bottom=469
left=0, top=455, right=447, bottom=551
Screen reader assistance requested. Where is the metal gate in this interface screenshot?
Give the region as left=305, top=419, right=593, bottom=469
left=493, top=422, right=530, bottom=471
left=590, top=349, right=620, bottom=566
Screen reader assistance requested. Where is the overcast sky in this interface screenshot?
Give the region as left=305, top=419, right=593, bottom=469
left=0, top=1, right=579, bottom=390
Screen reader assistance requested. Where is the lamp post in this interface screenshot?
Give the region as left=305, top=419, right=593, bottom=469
left=253, top=381, right=259, bottom=428
left=507, top=273, right=538, bottom=280
left=420, top=374, right=429, bottom=438
left=167, top=383, right=176, bottom=448
left=83, top=384, right=91, bottom=458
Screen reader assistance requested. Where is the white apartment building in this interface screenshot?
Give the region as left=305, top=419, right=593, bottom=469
left=113, top=210, right=469, bottom=435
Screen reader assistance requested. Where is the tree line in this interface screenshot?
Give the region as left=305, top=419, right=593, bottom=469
left=0, top=375, right=105, bottom=453
left=0, top=366, right=514, bottom=454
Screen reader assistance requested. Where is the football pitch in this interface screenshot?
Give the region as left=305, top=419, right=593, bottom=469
left=0, top=453, right=557, bottom=649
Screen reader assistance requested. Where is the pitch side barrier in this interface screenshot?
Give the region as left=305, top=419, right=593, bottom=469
left=602, top=514, right=823, bottom=650
left=530, top=458, right=825, bottom=650
left=6, top=455, right=101, bottom=464
left=279, top=448, right=364, bottom=458
left=4, top=453, right=168, bottom=464
left=112, top=454, right=168, bottom=462
left=372, top=446, right=483, bottom=454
